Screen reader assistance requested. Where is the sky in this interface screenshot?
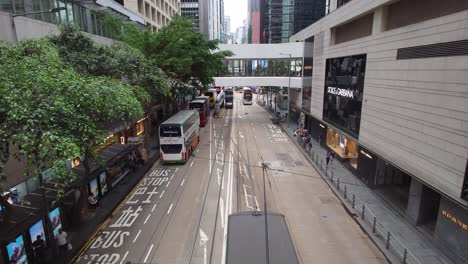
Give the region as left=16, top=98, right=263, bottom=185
left=224, top=0, right=247, bottom=33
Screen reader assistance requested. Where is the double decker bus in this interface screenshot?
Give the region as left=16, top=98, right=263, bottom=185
left=189, top=97, right=209, bottom=127
left=204, top=88, right=217, bottom=108
left=225, top=88, right=234, bottom=109
left=159, top=110, right=200, bottom=164
left=243, top=87, right=253, bottom=105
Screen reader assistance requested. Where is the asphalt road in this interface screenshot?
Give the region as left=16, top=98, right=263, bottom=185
left=76, top=92, right=386, bottom=264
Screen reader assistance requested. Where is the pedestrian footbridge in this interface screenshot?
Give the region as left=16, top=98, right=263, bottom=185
left=213, top=42, right=313, bottom=88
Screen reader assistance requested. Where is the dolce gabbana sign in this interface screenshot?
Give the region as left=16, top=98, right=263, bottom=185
left=327, top=86, right=354, bottom=99
left=323, top=54, right=367, bottom=137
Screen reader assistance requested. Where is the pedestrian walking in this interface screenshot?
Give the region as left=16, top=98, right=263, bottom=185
left=56, top=228, right=68, bottom=258
left=32, top=235, right=46, bottom=264
left=326, top=151, right=331, bottom=167
left=88, top=193, right=98, bottom=209
left=330, top=152, right=336, bottom=167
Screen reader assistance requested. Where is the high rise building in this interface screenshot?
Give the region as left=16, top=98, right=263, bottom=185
left=181, top=0, right=223, bottom=40
left=248, top=0, right=266, bottom=43
left=264, top=0, right=326, bottom=43
left=117, top=0, right=181, bottom=31
left=224, top=16, right=231, bottom=43
left=181, top=0, right=202, bottom=32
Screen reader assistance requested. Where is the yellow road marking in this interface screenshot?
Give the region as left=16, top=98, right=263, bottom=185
left=72, top=159, right=160, bottom=263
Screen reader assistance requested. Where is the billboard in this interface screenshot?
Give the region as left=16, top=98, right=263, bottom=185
left=49, top=207, right=62, bottom=239
left=89, top=178, right=99, bottom=199
left=28, top=220, right=46, bottom=246
left=99, top=172, right=108, bottom=195
left=6, top=234, right=28, bottom=264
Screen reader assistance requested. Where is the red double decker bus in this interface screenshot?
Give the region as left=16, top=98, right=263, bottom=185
left=189, top=96, right=210, bottom=127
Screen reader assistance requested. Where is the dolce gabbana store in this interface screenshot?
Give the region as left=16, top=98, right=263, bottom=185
left=323, top=54, right=366, bottom=172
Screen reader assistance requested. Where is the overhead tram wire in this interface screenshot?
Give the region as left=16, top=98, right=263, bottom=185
left=188, top=109, right=230, bottom=264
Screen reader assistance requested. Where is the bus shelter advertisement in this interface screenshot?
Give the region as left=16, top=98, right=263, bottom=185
left=29, top=220, right=46, bottom=245
left=6, top=234, right=28, bottom=264
left=49, top=207, right=63, bottom=238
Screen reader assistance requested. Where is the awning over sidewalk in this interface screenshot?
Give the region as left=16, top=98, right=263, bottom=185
left=71, top=143, right=136, bottom=181
left=0, top=144, right=136, bottom=244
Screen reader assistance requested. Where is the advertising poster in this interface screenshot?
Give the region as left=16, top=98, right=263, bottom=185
left=6, top=234, right=28, bottom=264
left=29, top=220, right=45, bottom=245
left=99, top=172, right=108, bottom=195
left=49, top=207, right=62, bottom=238
left=89, top=178, right=99, bottom=199
left=340, top=134, right=345, bottom=149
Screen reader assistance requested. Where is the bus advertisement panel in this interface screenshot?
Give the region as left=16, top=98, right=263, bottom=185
left=243, top=87, right=253, bottom=105
left=160, top=110, right=200, bottom=164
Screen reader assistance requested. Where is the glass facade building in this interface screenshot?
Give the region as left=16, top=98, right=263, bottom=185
left=220, top=58, right=303, bottom=77
left=323, top=54, right=367, bottom=138
left=181, top=0, right=200, bottom=32
left=264, top=0, right=326, bottom=43
left=0, top=0, right=132, bottom=39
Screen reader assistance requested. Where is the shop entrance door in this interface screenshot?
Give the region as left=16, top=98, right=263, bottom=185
left=374, top=159, right=411, bottom=210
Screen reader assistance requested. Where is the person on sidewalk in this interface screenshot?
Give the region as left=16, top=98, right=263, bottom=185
left=56, top=228, right=68, bottom=258
left=330, top=152, right=336, bottom=168
left=88, top=193, right=98, bottom=209
left=326, top=151, right=331, bottom=167
left=292, top=127, right=299, bottom=137
left=32, top=235, right=46, bottom=264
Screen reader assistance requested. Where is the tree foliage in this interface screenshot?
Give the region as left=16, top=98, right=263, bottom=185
left=121, top=16, right=233, bottom=90
left=51, top=24, right=170, bottom=102
left=0, top=39, right=144, bottom=200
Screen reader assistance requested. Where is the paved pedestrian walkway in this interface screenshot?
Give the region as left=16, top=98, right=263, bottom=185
left=41, top=148, right=160, bottom=264
left=256, top=96, right=466, bottom=264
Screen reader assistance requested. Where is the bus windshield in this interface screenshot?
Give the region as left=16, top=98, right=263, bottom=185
left=160, top=125, right=181, bottom=137
left=225, top=90, right=233, bottom=96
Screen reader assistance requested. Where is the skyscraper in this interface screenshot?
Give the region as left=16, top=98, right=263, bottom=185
left=264, top=0, right=326, bottom=43
left=181, top=0, right=223, bottom=40
left=117, top=0, right=181, bottom=32
left=224, top=16, right=231, bottom=42
left=248, top=0, right=266, bottom=43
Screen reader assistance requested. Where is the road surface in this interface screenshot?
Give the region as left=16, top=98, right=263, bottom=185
left=76, top=93, right=386, bottom=264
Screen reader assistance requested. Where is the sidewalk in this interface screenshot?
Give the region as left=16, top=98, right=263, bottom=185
left=46, top=148, right=160, bottom=264
left=256, top=97, right=466, bottom=264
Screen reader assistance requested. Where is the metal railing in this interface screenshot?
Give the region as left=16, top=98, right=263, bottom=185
left=306, top=147, right=423, bottom=264
left=255, top=97, right=424, bottom=264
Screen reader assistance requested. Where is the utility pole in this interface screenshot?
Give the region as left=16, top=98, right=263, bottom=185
left=261, top=162, right=270, bottom=264
left=280, top=53, right=292, bottom=128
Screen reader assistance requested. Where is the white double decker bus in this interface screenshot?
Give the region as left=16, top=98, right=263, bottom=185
left=159, top=110, right=200, bottom=164
left=243, top=87, right=253, bottom=105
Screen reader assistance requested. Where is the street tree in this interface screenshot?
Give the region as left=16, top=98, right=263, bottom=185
left=0, top=39, right=144, bottom=226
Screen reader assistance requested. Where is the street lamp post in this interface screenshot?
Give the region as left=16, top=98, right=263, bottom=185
left=280, top=53, right=292, bottom=129
left=9, top=7, right=66, bottom=42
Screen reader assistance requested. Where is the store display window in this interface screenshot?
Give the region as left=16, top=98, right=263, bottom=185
left=326, top=127, right=359, bottom=169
